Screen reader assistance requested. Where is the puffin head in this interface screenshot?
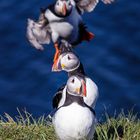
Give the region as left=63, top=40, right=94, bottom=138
left=66, top=75, right=87, bottom=97
left=55, top=0, right=73, bottom=16
left=52, top=52, right=80, bottom=72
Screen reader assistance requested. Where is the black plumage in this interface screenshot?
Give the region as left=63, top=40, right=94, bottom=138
left=52, top=85, right=65, bottom=109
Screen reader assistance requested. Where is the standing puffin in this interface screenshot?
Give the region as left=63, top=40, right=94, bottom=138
left=27, top=0, right=114, bottom=64
left=52, top=42, right=98, bottom=108
left=53, top=76, right=96, bottom=140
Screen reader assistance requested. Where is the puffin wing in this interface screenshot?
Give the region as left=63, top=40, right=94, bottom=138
left=74, top=0, right=114, bottom=13
left=52, top=85, right=66, bottom=109
left=27, top=12, right=51, bottom=50
left=102, top=0, right=114, bottom=4
left=74, top=0, right=99, bottom=13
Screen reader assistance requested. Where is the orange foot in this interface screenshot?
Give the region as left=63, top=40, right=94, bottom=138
left=53, top=42, right=60, bottom=62
left=53, top=42, right=60, bottom=70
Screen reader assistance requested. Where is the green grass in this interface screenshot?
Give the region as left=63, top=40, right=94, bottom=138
left=0, top=110, right=139, bottom=140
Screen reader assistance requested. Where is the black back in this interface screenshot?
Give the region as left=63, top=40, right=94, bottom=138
left=52, top=84, right=65, bottom=109
left=71, top=23, right=87, bottom=45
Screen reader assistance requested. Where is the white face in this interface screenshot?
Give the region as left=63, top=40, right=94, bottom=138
left=67, top=76, right=82, bottom=96
left=67, top=76, right=87, bottom=97
left=55, top=0, right=73, bottom=16
left=60, top=52, right=80, bottom=72
left=52, top=52, right=80, bottom=72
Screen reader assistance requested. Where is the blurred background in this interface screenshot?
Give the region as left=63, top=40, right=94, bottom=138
left=0, top=0, right=139, bottom=119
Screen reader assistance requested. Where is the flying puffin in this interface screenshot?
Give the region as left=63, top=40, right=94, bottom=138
left=52, top=42, right=98, bottom=108
left=27, top=0, right=114, bottom=64
left=52, top=76, right=96, bottom=140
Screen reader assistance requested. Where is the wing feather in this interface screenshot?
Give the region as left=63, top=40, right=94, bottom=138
left=27, top=13, right=51, bottom=50
left=74, top=0, right=114, bottom=13
left=52, top=85, right=66, bottom=109
left=74, top=0, right=99, bottom=13
left=102, top=0, right=114, bottom=4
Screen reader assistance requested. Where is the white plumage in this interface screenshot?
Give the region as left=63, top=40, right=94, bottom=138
left=26, top=19, right=51, bottom=50
left=85, top=77, right=98, bottom=108
left=53, top=94, right=96, bottom=140
left=53, top=103, right=96, bottom=140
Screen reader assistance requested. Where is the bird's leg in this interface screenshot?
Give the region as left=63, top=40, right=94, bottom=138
left=52, top=42, right=60, bottom=70
left=53, top=42, right=60, bottom=63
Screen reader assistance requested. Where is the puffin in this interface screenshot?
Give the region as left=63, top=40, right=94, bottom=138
left=52, top=76, right=96, bottom=140
left=52, top=41, right=99, bottom=108
left=27, top=0, right=114, bottom=64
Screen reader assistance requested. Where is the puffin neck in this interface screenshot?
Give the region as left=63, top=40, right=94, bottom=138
left=63, top=92, right=85, bottom=107
left=68, top=63, right=86, bottom=77
left=62, top=92, right=96, bottom=116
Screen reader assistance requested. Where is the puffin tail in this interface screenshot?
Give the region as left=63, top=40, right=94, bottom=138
left=82, top=31, right=94, bottom=41
left=79, top=23, right=94, bottom=42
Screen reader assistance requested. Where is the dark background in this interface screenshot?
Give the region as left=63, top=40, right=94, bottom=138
left=0, top=0, right=139, bottom=119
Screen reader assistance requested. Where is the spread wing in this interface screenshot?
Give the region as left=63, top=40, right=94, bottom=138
left=75, top=0, right=99, bottom=13
left=74, top=0, right=114, bottom=13
left=102, top=0, right=114, bottom=4
left=27, top=12, right=51, bottom=50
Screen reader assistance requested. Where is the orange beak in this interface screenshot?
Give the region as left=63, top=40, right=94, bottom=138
left=62, top=3, right=67, bottom=16
left=82, top=80, right=87, bottom=97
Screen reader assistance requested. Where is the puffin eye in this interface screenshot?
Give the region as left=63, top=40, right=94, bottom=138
left=68, top=1, right=71, bottom=5
left=71, top=79, right=75, bottom=83
left=57, top=2, right=59, bottom=5
left=68, top=55, right=71, bottom=60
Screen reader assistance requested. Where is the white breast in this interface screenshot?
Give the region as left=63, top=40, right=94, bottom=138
left=84, top=77, right=99, bottom=108
left=53, top=103, right=96, bottom=140
left=45, top=9, right=63, bottom=22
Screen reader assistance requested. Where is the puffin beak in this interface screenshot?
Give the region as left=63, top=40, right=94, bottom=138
left=75, top=88, right=80, bottom=95
left=62, top=3, right=67, bottom=16
left=82, top=80, right=87, bottom=97
left=75, top=80, right=87, bottom=96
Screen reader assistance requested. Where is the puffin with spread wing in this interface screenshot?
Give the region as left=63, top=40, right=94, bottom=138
left=27, top=0, right=114, bottom=64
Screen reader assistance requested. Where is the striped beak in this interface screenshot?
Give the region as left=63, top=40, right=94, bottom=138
left=75, top=80, right=87, bottom=97
left=62, top=3, right=67, bottom=16
left=81, top=80, right=87, bottom=97
left=75, top=88, right=80, bottom=95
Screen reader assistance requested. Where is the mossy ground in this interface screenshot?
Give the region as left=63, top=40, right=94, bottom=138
left=0, top=110, right=139, bottom=140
